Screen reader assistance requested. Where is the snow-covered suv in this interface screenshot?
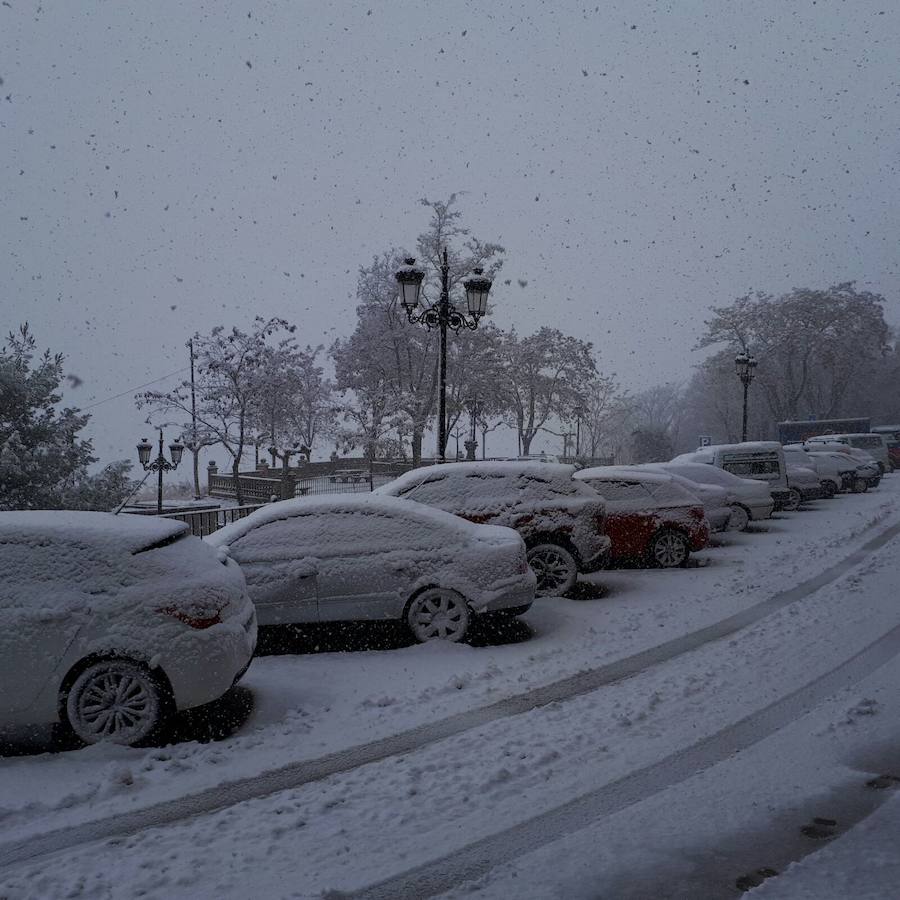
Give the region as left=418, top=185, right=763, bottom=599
left=377, top=462, right=610, bottom=597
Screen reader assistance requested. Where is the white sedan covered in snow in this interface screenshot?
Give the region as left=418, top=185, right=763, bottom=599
left=0, top=512, right=257, bottom=746
left=208, top=494, right=536, bottom=642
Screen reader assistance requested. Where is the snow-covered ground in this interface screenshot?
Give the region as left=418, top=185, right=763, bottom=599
left=2, top=481, right=900, bottom=898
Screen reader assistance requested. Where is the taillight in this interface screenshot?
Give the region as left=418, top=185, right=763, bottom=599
left=159, top=606, right=223, bottom=629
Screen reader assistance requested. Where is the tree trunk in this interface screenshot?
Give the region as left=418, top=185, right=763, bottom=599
left=192, top=448, right=201, bottom=499
left=232, top=457, right=244, bottom=506
left=411, top=428, right=423, bottom=464
left=521, top=433, right=533, bottom=455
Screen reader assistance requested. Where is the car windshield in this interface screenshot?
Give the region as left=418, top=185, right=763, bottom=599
left=5, top=4, right=899, bottom=897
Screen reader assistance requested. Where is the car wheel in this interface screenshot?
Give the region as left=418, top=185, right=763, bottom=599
left=406, top=588, right=470, bottom=643
left=64, top=659, right=169, bottom=746
left=820, top=480, right=836, bottom=499
left=727, top=504, right=750, bottom=532
left=526, top=543, right=578, bottom=597
left=782, top=487, right=802, bottom=511
left=648, top=529, right=690, bottom=568
left=852, top=477, right=868, bottom=494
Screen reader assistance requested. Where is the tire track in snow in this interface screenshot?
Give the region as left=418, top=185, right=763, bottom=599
left=2, top=517, right=900, bottom=872
left=352, top=619, right=900, bottom=900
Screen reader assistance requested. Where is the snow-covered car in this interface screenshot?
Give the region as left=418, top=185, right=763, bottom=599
left=785, top=463, right=826, bottom=508
left=672, top=442, right=794, bottom=511
left=802, top=449, right=874, bottom=494
left=805, top=433, right=890, bottom=475
left=0, top=512, right=257, bottom=747
left=631, top=464, right=732, bottom=532
left=801, top=441, right=881, bottom=490
left=574, top=467, right=709, bottom=568
left=375, top=462, right=610, bottom=597
left=782, top=445, right=842, bottom=498
left=208, top=494, right=536, bottom=642
left=648, top=461, right=775, bottom=531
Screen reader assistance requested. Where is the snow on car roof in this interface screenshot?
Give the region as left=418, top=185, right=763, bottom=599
left=0, top=510, right=188, bottom=555
left=207, top=492, right=512, bottom=548
left=574, top=465, right=673, bottom=484
left=692, top=441, right=783, bottom=453
left=376, top=461, right=578, bottom=496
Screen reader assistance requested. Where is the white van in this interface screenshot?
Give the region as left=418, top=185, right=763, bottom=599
left=672, top=441, right=794, bottom=510
left=804, top=433, right=890, bottom=474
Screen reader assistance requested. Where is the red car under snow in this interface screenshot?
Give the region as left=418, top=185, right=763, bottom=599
left=574, top=467, right=710, bottom=568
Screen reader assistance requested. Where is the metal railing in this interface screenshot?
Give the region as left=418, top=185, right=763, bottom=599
left=161, top=503, right=269, bottom=537
left=292, top=473, right=398, bottom=496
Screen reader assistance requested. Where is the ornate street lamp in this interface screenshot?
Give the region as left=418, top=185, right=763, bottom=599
left=735, top=352, right=758, bottom=442
left=136, top=429, right=184, bottom=514
left=396, top=249, right=493, bottom=461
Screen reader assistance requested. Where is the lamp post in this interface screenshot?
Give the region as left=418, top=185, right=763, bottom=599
left=573, top=404, right=585, bottom=458
left=464, top=395, right=479, bottom=461
left=396, top=249, right=493, bottom=462
left=136, top=429, right=184, bottom=514
left=734, top=352, right=758, bottom=442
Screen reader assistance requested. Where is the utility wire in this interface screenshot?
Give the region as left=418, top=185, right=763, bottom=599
left=81, top=367, right=190, bottom=411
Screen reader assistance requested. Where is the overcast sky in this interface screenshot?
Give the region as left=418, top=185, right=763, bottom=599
left=3, top=0, right=899, bottom=465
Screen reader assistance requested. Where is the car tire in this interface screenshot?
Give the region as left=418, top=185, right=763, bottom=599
left=782, top=487, right=802, bottom=511
left=63, top=659, right=170, bottom=747
left=852, top=477, right=868, bottom=494
left=727, top=504, right=751, bottom=532
left=406, top=588, right=470, bottom=643
left=526, top=543, right=579, bottom=597
left=648, top=529, right=690, bottom=568
left=820, top=480, right=837, bottom=499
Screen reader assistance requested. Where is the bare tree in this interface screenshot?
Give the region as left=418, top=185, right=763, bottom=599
left=699, top=283, right=890, bottom=424
left=138, top=317, right=292, bottom=505
left=499, top=327, right=598, bottom=455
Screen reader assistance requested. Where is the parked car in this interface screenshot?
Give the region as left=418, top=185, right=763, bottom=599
left=805, top=450, right=871, bottom=494
left=375, top=462, right=609, bottom=596
left=0, top=512, right=257, bottom=746
left=647, top=460, right=774, bottom=531
left=574, top=467, right=709, bottom=568
left=801, top=441, right=881, bottom=490
left=671, top=442, right=794, bottom=510
left=785, top=463, right=825, bottom=507
left=630, top=464, right=732, bottom=532
left=804, top=433, right=891, bottom=475
left=209, top=494, right=536, bottom=642
left=782, top=445, right=842, bottom=498
left=870, top=426, right=900, bottom=471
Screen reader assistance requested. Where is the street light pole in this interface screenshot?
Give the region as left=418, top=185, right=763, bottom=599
left=573, top=404, right=585, bottom=458
left=396, top=249, right=493, bottom=463
left=734, top=353, right=759, bottom=442
left=464, top=395, right=478, bottom=461
left=437, top=252, right=450, bottom=460
left=137, top=428, right=184, bottom=514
